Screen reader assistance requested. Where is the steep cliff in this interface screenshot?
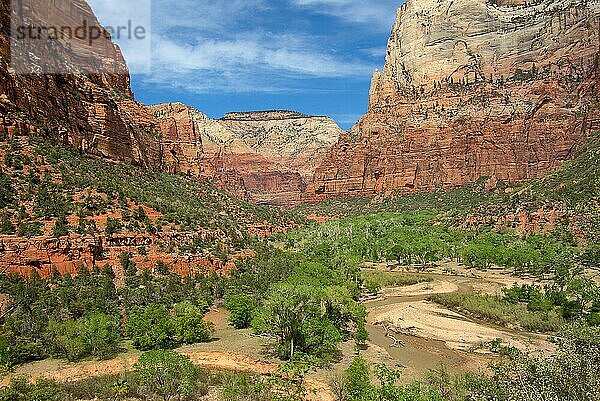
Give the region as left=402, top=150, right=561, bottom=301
left=310, top=0, right=600, bottom=200
left=151, top=104, right=341, bottom=206
left=220, top=111, right=341, bottom=178
left=0, top=0, right=164, bottom=167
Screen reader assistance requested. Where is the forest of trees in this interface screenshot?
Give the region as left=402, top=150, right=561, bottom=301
left=0, top=135, right=599, bottom=400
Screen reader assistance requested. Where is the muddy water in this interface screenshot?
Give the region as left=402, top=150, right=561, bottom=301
left=365, top=322, right=489, bottom=381
left=360, top=272, right=532, bottom=381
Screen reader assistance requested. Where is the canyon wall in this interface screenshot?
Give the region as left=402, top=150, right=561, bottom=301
left=151, top=104, right=341, bottom=206
left=0, top=0, right=164, bottom=167
left=309, top=0, right=600, bottom=200
left=219, top=111, right=341, bottom=178
left=0, top=1, right=341, bottom=206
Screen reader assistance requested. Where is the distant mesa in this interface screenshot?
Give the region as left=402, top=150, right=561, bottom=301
left=221, top=111, right=319, bottom=121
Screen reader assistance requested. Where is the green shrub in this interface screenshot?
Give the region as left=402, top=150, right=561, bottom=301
left=362, top=270, right=431, bottom=290
left=16, top=221, right=43, bottom=237
left=126, top=303, right=176, bottom=351
left=51, top=215, right=69, bottom=238
left=0, top=170, right=14, bottom=208
left=0, top=377, right=63, bottom=401
left=0, top=213, right=15, bottom=235
left=75, top=219, right=97, bottom=235
left=430, top=292, right=565, bottom=332
left=47, top=319, right=87, bottom=362
left=47, top=313, right=121, bottom=362
left=134, top=350, right=199, bottom=401
left=105, top=217, right=122, bottom=235
left=225, top=293, right=257, bottom=329
left=82, top=313, right=122, bottom=360
left=173, top=301, right=214, bottom=344
left=126, top=302, right=213, bottom=351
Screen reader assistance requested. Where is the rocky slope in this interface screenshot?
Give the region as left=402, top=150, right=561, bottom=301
left=151, top=104, right=341, bottom=206
left=0, top=135, right=301, bottom=278
left=309, top=0, right=600, bottom=200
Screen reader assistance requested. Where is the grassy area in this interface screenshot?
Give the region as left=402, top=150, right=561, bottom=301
left=429, top=292, right=565, bottom=333
left=362, top=269, right=432, bottom=289
left=0, top=368, right=278, bottom=401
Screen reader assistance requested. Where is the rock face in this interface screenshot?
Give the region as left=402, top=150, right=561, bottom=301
left=219, top=111, right=342, bottom=178
left=0, top=0, right=164, bottom=168
left=151, top=104, right=341, bottom=206
left=310, top=0, right=600, bottom=200
left=0, top=0, right=341, bottom=206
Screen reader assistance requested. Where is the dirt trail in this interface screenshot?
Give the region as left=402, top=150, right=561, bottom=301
left=0, top=350, right=334, bottom=401
left=1, top=306, right=335, bottom=401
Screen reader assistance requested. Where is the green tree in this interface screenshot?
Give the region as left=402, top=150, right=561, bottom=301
left=134, top=350, right=199, bottom=401
left=0, top=170, right=14, bottom=208
left=51, top=214, right=69, bottom=238
left=253, top=282, right=351, bottom=361
left=225, top=293, right=257, bottom=329
left=253, top=283, right=318, bottom=360
left=120, top=252, right=138, bottom=287
left=83, top=313, right=122, bottom=359
left=0, top=213, right=15, bottom=235
left=105, top=217, right=122, bottom=235
left=172, top=301, right=214, bottom=344
left=566, top=278, right=599, bottom=318
left=126, top=303, right=175, bottom=351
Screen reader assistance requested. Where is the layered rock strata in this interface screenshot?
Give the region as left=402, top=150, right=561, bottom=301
left=309, top=0, right=600, bottom=199
left=0, top=0, right=164, bottom=167
left=151, top=104, right=341, bottom=206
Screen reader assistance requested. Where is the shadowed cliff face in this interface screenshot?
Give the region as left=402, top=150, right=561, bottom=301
left=309, top=0, right=600, bottom=200
left=0, top=0, right=164, bottom=167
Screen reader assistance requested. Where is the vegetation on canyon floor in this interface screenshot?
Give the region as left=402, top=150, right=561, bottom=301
left=0, top=133, right=599, bottom=400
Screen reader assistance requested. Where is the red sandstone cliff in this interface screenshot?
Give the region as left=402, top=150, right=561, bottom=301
left=0, top=0, right=165, bottom=167
left=0, top=1, right=341, bottom=206
left=309, top=0, right=600, bottom=200
left=150, top=104, right=340, bottom=206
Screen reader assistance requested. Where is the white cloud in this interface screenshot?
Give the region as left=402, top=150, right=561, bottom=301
left=144, top=33, right=374, bottom=92
left=290, top=0, right=401, bottom=30
left=89, top=0, right=390, bottom=94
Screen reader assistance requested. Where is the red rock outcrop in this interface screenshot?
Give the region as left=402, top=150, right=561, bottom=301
left=309, top=0, right=600, bottom=200
left=150, top=104, right=340, bottom=206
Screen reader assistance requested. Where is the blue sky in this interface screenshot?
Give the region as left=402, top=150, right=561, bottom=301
left=89, top=0, right=402, bottom=129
